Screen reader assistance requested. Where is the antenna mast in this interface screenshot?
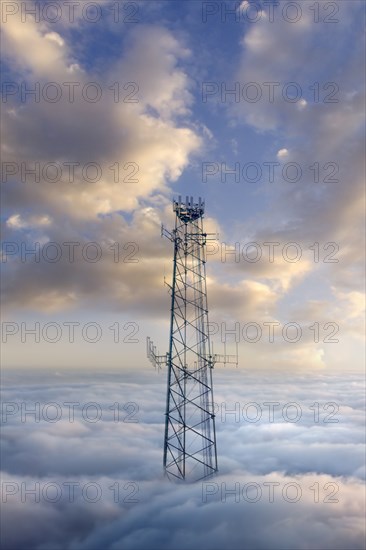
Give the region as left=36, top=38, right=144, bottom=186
left=147, top=196, right=237, bottom=481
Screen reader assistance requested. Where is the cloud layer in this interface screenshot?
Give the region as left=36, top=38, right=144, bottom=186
left=1, top=369, right=365, bottom=549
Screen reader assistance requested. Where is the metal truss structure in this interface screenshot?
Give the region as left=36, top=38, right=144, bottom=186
left=147, top=196, right=237, bottom=482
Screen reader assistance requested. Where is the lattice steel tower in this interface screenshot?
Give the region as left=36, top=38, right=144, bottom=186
left=147, top=196, right=237, bottom=482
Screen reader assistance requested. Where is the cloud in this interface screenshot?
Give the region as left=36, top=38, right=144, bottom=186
left=1, top=5, right=203, bottom=222
left=6, top=214, right=52, bottom=229
left=209, top=1, right=365, bottom=364
left=44, top=32, right=65, bottom=47
left=1, top=369, right=365, bottom=549
left=1, top=0, right=364, bottom=376
left=208, top=278, right=279, bottom=318
left=1, top=10, right=204, bottom=314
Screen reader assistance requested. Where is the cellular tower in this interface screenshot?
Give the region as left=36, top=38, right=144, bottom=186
left=147, top=196, right=237, bottom=482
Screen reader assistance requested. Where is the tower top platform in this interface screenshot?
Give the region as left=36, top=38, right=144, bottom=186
left=173, top=196, right=204, bottom=222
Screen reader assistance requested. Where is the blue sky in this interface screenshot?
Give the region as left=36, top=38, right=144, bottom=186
left=2, top=1, right=364, bottom=376
left=1, top=0, right=365, bottom=372
left=1, top=2, right=365, bottom=548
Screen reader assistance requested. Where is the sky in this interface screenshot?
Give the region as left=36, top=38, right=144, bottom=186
left=0, top=0, right=365, bottom=548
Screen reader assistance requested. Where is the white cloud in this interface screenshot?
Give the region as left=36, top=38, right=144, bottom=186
left=6, top=214, right=26, bottom=229
left=1, top=13, right=206, bottom=317
left=6, top=214, right=52, bottom=229
left=44, top=32, right=64, bottom=47
left=297, top=98, right=307, bottom=110
left=2, top=17, right=203, bottom=218
left=1, top=370, right=365, bottom=549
